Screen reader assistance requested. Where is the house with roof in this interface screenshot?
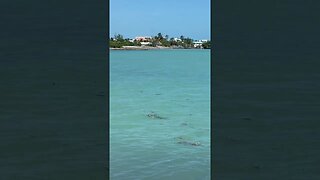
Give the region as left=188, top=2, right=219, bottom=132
left=173, top=38, right=182, bottom=42
left=193, top=40, right=203, bottom=48
left=135, top=36, right=152, bottom=42
left=193, top=39, right=209, bottom=48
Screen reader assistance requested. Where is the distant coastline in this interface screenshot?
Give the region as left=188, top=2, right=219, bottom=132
left=110, top=33, right=211, bottom=50
left=110, top=46, right=169, bottom=50
left=110, top=45, right=208, bottom=50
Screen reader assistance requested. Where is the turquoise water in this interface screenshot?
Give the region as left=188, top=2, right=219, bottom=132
left=110, top=49, right=210, bottom=180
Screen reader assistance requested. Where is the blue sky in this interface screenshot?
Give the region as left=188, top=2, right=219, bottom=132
left=110, top=0, right=210, bottom=40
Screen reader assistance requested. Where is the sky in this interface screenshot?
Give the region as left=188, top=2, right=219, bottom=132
left=110, top=0, right=210, bottom=40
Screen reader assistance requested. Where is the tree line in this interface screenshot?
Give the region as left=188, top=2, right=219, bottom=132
left=109, top=33, right=211, bottom=49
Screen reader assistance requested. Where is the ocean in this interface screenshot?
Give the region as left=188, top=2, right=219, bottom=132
left=110, top=49, right=211, bottom=180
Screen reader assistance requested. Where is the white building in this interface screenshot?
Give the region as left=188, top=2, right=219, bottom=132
left=140, top=42, right=152, bottom=46
left=135, top=36, right=152, bottom=42
left=193, top=40, right=203, bottom=48
left=193, top=39, right=209, bottom=48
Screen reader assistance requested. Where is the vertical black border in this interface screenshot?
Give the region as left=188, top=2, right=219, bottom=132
left=210, top=1, right=320, bottom=179
left=1, top=0, right=108, bottom=179
left=106, top=0, right=110, bottom=177
left=210, top=0, right=214, bottom=179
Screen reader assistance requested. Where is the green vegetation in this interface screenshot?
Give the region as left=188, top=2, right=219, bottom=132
left=109, top=34, right=140, bottom=48
left=149, top=33, right=194, bottom=48
left=202, top=41, right=211, bottom=49
left=109, top=33, right=211, bottom=49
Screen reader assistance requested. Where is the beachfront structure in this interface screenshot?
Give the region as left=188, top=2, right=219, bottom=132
left=193, top=41, right=203, bottom=48
left=140, top=42, right=152, bottom=46
left=174, top=38, right=182, bottom=42
left=193, top=39, right=209, bottom=48
left=135, top=36, right=152, bottom=42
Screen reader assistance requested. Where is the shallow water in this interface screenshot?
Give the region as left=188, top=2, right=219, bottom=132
left=110, top=49, right=210, bottom=180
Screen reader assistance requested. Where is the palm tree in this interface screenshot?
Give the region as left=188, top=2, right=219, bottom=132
left=114, top=34, right=124, bottom=41
left=157, top=33, right=163, bottom=40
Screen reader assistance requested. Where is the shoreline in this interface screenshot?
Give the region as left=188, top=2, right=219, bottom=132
left=110, top=46, right=208, bottom=51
